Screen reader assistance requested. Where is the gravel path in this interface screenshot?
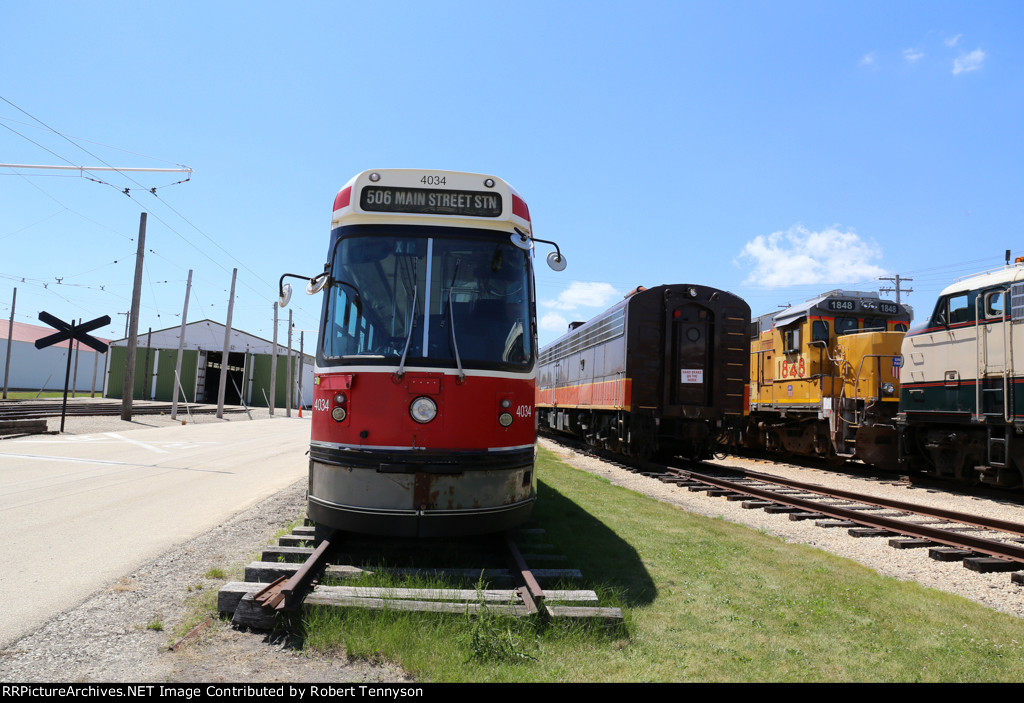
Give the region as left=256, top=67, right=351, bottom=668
left=3, top=412, right=1022, bottom=683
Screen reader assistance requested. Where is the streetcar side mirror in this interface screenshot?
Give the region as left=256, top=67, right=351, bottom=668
left=510, top=231, right=532, bottom=251
left=511, top=228, right=567, bottom=272
left=305, top=272, right=329, bottom=295
left=278, top=283, right=293, bottom=308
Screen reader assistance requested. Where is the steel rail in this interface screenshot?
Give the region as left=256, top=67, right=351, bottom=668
left=0, top=400, right=244, bottom=420
left=504, top=532, right=545, bottom=615
left=255, top=530, right=339, bottom=611
left=681, top=463, right=1024, bottom=538
left=670, top=467, right=1024, bottom=563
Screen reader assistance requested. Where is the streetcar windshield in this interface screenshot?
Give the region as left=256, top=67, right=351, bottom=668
left=322, top=227, right=533, bottom=370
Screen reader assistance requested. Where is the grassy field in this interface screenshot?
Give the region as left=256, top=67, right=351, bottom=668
left=295, top=448, right=1024, bottom=682
left=1, top=391, right=72, bottom=399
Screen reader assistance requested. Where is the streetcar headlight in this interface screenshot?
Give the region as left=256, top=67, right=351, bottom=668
left=881, top=382, right=895, bottom=396
left=331, top=407, right=347, bottom=422
left=499, top=412, right=514, bottom=427
left=410, top=396, right=438, bottom=424
left=334, top=393, right=347, bottom=405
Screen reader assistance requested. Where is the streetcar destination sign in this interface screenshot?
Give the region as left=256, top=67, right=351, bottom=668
left=360, top=186, right=502, bottom=217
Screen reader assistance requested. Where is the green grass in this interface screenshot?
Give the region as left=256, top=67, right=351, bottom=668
left=295, top=448, right=1024, bottom=682
left=2, top=391, right=69, bottom=399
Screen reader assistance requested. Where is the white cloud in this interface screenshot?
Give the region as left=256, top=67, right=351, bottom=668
left=539, top=312, right=569, bottom=334
left=859, top=53, right=876, bottom=66
left=945, top=34, right=962, bottom=47
left=904, top=48, right=924, bottom=63
left=736, top=225, right=887, bottom=288
left=953, top=48, right=985, bottom=75
left=541, top=281, right=621, bottom=311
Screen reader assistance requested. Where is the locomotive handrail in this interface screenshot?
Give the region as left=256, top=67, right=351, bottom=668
left=848, top=353, right=898, bottom=427
left=973, top=289, right=1012, bottom=423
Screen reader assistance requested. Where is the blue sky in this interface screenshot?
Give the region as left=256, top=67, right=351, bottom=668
left=2, top=1, right=1021, bottom=354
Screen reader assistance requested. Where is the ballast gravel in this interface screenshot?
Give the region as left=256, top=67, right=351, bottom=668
left=540, top=438, right=1024, bottom=620
left=2, top=410, right=1023, bottom=683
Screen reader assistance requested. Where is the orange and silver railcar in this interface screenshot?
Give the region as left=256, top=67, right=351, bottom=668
left=537, top=284, right=750, bottom=460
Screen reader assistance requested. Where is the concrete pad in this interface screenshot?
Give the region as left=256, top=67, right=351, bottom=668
left=0, top=416, right=310, bottom=648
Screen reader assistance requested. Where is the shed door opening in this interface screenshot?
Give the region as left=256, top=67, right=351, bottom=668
left=203, top=351, right=245, bottom=404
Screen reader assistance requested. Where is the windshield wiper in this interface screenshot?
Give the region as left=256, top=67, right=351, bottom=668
left=395, top=265, right=419, bottom=379
left=447, top=259, right=466, bottom=383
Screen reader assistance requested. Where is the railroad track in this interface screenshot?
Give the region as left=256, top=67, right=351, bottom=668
left=542, top=433, right=1024, bottom=584
left=0, top=398, right=248, bottom=420
left=217, top=524, right=623, bottom=628
left=662, top=462, right=1024, bottom=575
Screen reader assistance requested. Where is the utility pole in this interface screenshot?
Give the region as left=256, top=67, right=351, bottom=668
left=172, top=270, right=192, bottom=420
left=121, top=213, right=147, bottom=421
left=216, top=268, right=238, bottom=419
left=71, top=320, right=81, bottom=398
left=142, top=327, right=152, bottom=400
left=286, top=309, right=293, bottom=418
left=3, top=287, right=15, bottom=399
left=90, top=349, right=99, bottom=398
left=269, top=302, right=278, bottom=416
left=298, top=331, right=304, bottom=413
left=879, top=274, right=913, bottom=304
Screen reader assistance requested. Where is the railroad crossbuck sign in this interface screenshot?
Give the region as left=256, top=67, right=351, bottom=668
left=35, top=311, right=111, bottom=432
left=34, top=312, right=111, bottom=354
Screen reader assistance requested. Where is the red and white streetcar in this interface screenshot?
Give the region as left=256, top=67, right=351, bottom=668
left=280, top=169, right=566, bottom=536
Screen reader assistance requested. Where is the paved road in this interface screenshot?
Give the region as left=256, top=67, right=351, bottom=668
left=0, top=417, right=310, bottom=648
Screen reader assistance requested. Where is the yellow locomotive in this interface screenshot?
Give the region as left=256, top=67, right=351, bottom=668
left=746, top=290, right=911, bottom=468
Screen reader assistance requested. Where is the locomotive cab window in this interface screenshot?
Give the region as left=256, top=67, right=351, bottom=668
left=835, top=317, right=858, bottom=336
left=947, top=293, right=973, bottom=325
left=983, top=289, right=1005, bottom=319
left=811, top=320, right=829, bottom=344
left=930, top=292, right=975, bottom=328
left=783, top=326, right=800, bottom=353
